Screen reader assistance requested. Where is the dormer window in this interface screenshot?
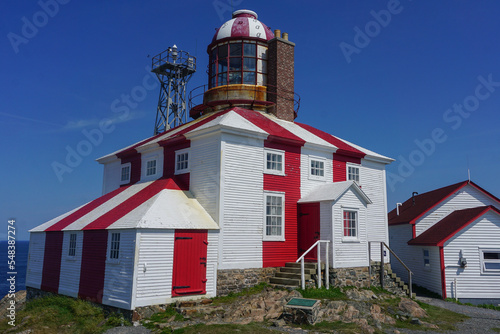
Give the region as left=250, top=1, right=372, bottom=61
left=120, top=163, right=131, bottom=184
left=175, top=150, right=189, bottom=174
left=347, top=165, right=360, bottom=184
left=146, top=159, right=157, bottom=176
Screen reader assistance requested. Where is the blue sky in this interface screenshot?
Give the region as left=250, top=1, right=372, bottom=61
left=1, top=1, right=500, bottom=240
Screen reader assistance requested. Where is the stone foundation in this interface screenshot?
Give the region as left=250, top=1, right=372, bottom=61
left=328, top=266, right=371, bottom=288
left=217, top=268, right=278, bottom=296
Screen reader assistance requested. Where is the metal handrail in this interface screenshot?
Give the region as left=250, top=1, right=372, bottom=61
left=369, top=241, right=413, bottom=298
left=295, top=240, right=330, bottom=290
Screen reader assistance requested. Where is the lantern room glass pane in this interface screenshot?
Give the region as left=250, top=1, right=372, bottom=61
left=243, top=72, right=256, bottom=84
left=218, top=44, right=227, bottom=58
left=218, top=73, right=227, bottom=85
left=243, top=58, right=256, bottom=71
left=218, top=58, right=227, bottom=72
left=244, top=43, right=256, bottom=56
left=230, top=43, right=242, bottom=56
left=229, top=57, right=241, bottom=71
left=228, top=72, right=241, bottom=84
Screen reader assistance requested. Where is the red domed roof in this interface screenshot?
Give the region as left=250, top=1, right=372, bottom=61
left=210, top=10, right=274, bottom=47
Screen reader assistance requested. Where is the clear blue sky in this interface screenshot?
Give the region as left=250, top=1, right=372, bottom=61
left=1, top=1, right=500, bottom=240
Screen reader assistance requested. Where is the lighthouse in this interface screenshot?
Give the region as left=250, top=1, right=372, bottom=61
left=190, top=9, right=298, bottom=121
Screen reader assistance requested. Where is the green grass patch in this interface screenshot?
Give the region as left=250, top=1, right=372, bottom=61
left=172, top=323, right=282, bottom=333
left=416, top=301, right=467, bottom=331
left=297, top=286, right=347, bottom=300
left=299, top=320, right=361, bottom=333
left=211, top=282, right=270, bottom=305
left=491, top=328, right=500, bottom=333
left=444, top=298, right=500, bottom=312
left=0, top=294, right=130, bottom=333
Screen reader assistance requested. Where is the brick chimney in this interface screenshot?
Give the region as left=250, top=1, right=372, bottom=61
left=267, top=30, right=296, bottom=122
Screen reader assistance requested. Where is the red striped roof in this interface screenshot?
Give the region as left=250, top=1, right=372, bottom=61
left=408, top=206, right=500, bottom=246
left=388, top=181, right=500, bottom=226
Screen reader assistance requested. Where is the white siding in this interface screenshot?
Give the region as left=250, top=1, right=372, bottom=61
left=443, top=211, right=500, bottom=300
left=332, top=189, right=368, bottom=268
left=102, top=229, right=136, bottom=310
left=416, top=184, right=500, bottom=236
left=102, top=159, right=121, bottom=195
left=361, top=159, right=389, bottom=262
left=219, top=134, right=264, bottom=269
left=58, top=231, right=83, bottom=298
left=189, top=133, right=221, bottom=221
left=140, top=147, right=164, bottom=183
left=389, top=225, right=442, bottom=294
left=300, top=148, right=333, bottom=198
left=206, top=230, right=219, bottom=297
left=320, top=201, right=334, bottom=267
left=134, top=230, right=175, bottom=308
left=26, top=232, right=45, bottom=289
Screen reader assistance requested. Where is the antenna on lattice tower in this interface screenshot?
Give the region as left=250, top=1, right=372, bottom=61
left=151, top=45, right=196, bottom=134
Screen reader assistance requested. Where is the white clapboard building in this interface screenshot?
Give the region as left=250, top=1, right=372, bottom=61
left=26, top=9, right=393, bottom=311
left=388, top=181, right=500, bottom=304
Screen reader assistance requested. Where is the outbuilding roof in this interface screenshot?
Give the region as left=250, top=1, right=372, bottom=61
left=388, top=181, right=500, bottom=226
left=408, top=205, right=500, bottom=246
left=298, top=181, right=372, bottom=204
left=30, top=178, right=219, bottom=232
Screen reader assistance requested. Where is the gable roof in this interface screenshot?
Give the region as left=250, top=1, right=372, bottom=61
left=388, top=180, right=500, bottom=226
left=30, top=178, right=218, bottom=232
left=97, top=108, right=393, bottom=164
left=408, top=205, right=500, bottom=246
left=298, top=181, right=372, bottom=204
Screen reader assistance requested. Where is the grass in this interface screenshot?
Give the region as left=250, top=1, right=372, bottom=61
left=491, top=328, right=500, bottom=332
left=297, top=286, right=347, bottom=300
left=155, top=323, right=282, bottom=334
left=299, top=320, right=362, bottom=333
left=211, top=282, right=270, bottom=305
left=0, top=294, right=130, bottom=333
left=444, top=298, right=500, bottom=312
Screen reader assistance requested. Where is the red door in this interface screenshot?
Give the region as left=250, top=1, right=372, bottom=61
left=172, top=229, right=208, bottom=297
left=298, top=203, right=320, bottom=261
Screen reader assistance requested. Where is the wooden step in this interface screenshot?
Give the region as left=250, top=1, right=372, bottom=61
left=275, top=272, right=311, bottom=280
left=270, top=277, right=300, bottom=286
left=285, top=262, right=319, bottom=269
left=280, top=267, right=316, bottom=275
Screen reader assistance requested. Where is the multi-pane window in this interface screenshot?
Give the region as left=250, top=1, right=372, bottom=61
left=146, top=159, right=157, bottom=176
left=68, top=233, right=77, bottom=257
left=121, top=165, right=130, bottom=183
left=348, top=166, right=360, bottom=184
left=310, top=159, right=325, bottom=178
left=423, top=249, right=430, bottom=268
left=265, top=194, right=284, bottom=239
left=110, top=233, right=120, bottom=259
left=176, top=152, right=189, bottom=172
left=265, top=151, right=283, bottom=174
left=209, top=41, right=268, bottom=88
left=343, top=210, right=357, bottom=238
left=481, top=249, right=500, bottom=273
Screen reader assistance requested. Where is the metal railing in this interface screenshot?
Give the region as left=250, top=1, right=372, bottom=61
left=295, top=240, right=330, bottom=290
left=369, top=241, right=413, bottom=298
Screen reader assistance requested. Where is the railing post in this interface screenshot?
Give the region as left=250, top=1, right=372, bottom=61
left=301, top=258, right=305, bottom=290
left=409, top=272, right=413, bottom=299
left=380, top=242, right=385, bottom=290
left=368, top=242, right=372, bottom=287
left=325, top=241, right=330, bottom=289
left=317, top=242, right=321, bottom=288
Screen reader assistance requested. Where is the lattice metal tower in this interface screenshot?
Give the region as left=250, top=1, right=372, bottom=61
left=151, top=45, right=196, bottom=134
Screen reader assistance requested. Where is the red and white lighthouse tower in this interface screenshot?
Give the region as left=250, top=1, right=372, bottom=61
left=190, top=9, right=298, bottom=121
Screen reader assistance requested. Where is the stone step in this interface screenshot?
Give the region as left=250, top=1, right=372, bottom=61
left=270, top=277, right=300, bottom=286
left=280, top=267, right=316, bottom=275
left=275, top=272, right=311, bottom=280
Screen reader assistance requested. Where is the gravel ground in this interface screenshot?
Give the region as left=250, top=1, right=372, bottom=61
left=397, top=296, right=500, bottom=334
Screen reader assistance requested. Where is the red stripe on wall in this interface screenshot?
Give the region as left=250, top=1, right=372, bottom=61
left=161, top=137, right=191, bottom=190
left=40, top=231, right=64, bottom=293
left=83, top=178, right=181, bottom=230
left=332, top=153, right=361, bottom=182
left=440, top=246, right=447, bottom=299
left=263, top=141, right=302, bottom=267
left=45, top=185, right=131, bottom=232
left=119, top=153, right=141, bottom=185
left=78, top=230, right=108, bottom=303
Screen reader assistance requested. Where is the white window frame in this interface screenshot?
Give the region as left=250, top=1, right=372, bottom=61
left=341, top=208, right=359, bottom=242
left=68, top=233, right=77, bottom=257
left=175, top=149, right=190, bottom=174
left=423, top=248, right=431, bottom=270
left=346, top=164, right=360, bottom=185
left=480, top=248, right=500, bottom=274
left=308, top=156, right=326, bottom=181
left=264, top=149, right=285, bottom=176
left=263, top=192, right=285, bottom=241
left=108, top=232, right=120, bottom=263
left=145, top=158, right=158, bottom=177
left=120, top=163, right=131, bottom=184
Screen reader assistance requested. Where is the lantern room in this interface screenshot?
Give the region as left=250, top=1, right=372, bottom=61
left=190, top=9, right=299, bottom=122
